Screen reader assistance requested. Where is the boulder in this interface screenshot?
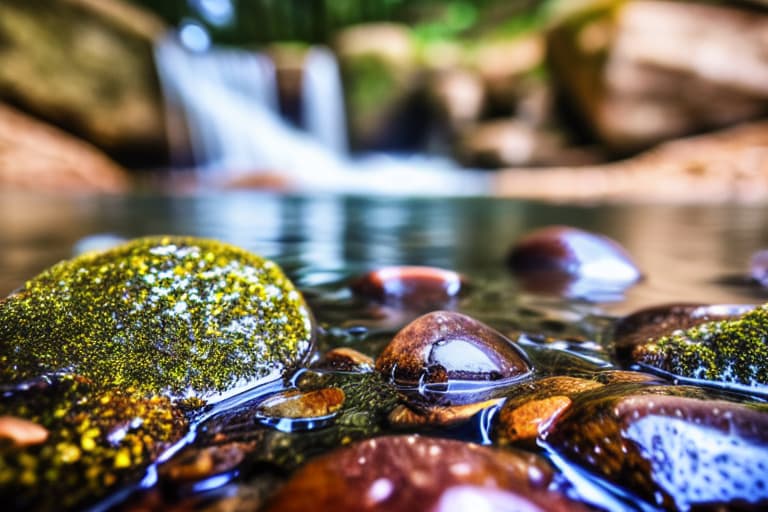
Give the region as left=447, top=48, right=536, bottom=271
left=548, top=0, right=768, bottom=152
left=0, top=0, right=168, bottom=164
left=0, top=102, right=130, bottom=192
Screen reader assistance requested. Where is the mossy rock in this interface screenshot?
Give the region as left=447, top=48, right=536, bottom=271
left=632, top=304, right=768, bottom=391
left=0, top=236, right=315, bottom=401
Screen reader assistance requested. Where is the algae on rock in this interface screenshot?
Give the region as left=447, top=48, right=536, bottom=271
left=632, top=304, right=768, bottom=390
left=0, top=236, right=315, bottom=400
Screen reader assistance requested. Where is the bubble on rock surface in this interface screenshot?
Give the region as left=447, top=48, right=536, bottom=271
left=0, top=236, right=315, bottom=401
left=542, top=386, right=768, bottom=510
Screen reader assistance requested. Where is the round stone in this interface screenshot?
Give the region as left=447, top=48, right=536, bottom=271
left=351, top=265, right=466, bottom=310
left=263, top=435, right=588, bottom=512
left=0, top=236, right=315, bottom=401
left=375, top=311, right=531, bottom=389
left=507, top=225, right=641, bottom=298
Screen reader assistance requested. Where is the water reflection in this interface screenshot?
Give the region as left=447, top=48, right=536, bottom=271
left=2, top=192, right=768, bottom=316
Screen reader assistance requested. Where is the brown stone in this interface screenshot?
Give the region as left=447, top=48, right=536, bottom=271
left=507, top=225, right=642, bottom=298
left=495, top=376, right=602, bottom=445
left=256, top=388, right=345, bottom=419
left=375, top=311, right=531, bottom=390
left=314, top=347, right=374, bottom=372
left=388, top=398, right=503, bottom=428
left=542, top=386, right=768, bottom=510
left=351, top=266, right=467, bottom=310
left=0, top=102, right=130, bottom=192
left=0, top=0, right=167, bottom=163
left=263, top=435, right=588, bottom=512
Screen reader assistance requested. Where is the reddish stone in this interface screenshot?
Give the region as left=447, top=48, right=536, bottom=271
left=351, top=266, right=466, bottom=309
left=507, top=226, right=641, bottom=298
left=264, top=435, right=588, bottom=512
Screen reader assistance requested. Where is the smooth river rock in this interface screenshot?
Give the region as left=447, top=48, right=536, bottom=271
left=263, top=435, right=589, bottom=512
left=375, top=311, right=531, bottom=393
left=507, top=225, right=641, bottom=299
left=542, top=385, right=768, bottom=510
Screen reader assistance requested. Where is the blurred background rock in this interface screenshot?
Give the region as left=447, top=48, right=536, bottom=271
left=0, top=0, right=766, bottom=200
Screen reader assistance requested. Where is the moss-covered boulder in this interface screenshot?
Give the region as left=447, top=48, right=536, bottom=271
left=631, top=305, right=768, bottom=391
left=0, top=236, right=315, bottom=401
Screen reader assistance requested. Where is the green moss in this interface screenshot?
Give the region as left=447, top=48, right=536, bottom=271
left=0, top=236, right=314, bottom=400
left=633, top=305, right=768, bottom=388
left=0, top=375, right=187, bottom=510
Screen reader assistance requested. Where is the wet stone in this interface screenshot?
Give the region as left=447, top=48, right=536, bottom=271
left=541, top=385, right=768, bottom=510
left=263, top=435, right=589, bottom=512
left=313, top=347, right=374, bottom=372
left=613, top=303, right=754, bottom=363
left=255, top=388, right=345, bottom=432
left=0, top=375, right=188, bottom=511
left=388, top=398, right=503, bottom=428
left=0, top=416, right=49, bottom=447
left=495, top=376, right=603, bottom=446
left=160, top=442, right=251, bottom=484
left=0, top=236, right=315, bottom=401
left=351, top=266, right=466, bottom=310
left=630, top=304, right=768, bottom=392
left=375, top=311, right=532, bottom=403
left=507, top=225, right=642, bottom=299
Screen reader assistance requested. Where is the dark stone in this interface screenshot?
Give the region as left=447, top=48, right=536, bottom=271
left=542, top=385, right=768, bottom=510
left=507, top=225, right=641, bottom=299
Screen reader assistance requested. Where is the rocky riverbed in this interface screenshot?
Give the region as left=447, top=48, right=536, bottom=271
left=1, top=229, right=766, bottom=511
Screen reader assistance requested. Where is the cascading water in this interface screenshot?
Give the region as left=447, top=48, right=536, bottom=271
left=153, top=34, right=490, bottom=195
left=302, top=47, right=348, bottom=155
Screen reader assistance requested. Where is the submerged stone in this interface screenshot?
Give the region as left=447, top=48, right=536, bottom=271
left=507, top=225, right=641, bottom=299
left=0, top=236, right=315, bottom=401
left=263, top=435, right=588, bottom=512
left=630, top=304, right=768, bottom=391
left=351, top=265, right=466, bottom=310
left=542, top=386, right=768, bottom=510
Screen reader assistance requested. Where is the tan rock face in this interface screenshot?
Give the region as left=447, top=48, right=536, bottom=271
left=0, top=103, right=130, bottom=192
left=549, top=1, right=768, bottom=152
left=0, top=0, right=167, bottom=162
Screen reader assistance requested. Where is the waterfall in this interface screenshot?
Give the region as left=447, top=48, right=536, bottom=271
left=302, top=47, right=348, bottom=154
left=153, top=34, right=491, bottom=195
